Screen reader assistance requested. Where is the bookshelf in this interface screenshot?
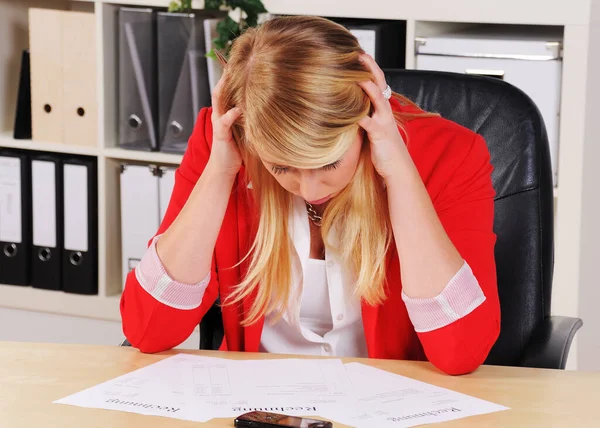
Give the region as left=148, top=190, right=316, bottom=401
left=1, top=0, right=600, bottom=370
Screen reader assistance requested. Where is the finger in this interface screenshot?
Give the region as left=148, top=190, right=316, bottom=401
left=358, top=115, right=375, bottom=134
left=220, top=107, right=242, bottom=129
left=359, top=80, right=391, bottom=115
left=211, top=73, right=227, bottom=118
left=360, top=53, right=387, bottom=91
left=214, top=107, right=240, bottom=140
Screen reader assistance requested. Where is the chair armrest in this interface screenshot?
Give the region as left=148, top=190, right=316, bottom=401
left=520, top=316, right=583, bottom=369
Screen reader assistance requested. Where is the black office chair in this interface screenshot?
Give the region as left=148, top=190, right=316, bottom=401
left=384, top=69, right=582, bottom=369
left=199, top=297, right=225, bottom=350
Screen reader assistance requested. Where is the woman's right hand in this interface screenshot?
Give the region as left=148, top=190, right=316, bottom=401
left=207, top=74, right=243, bottom=177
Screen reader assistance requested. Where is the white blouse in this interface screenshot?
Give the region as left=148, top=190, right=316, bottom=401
left=258, top=196, right=369, bottom=357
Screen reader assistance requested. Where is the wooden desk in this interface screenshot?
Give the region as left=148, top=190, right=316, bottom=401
left=1, top=342, right=598, bottom=427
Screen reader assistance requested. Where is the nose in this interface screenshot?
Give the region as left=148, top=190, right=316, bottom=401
left=298, top=171, right=323, bottom=202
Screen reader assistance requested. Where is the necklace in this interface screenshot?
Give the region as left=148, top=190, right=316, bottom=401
left=305, top=202, right=323, bottom=227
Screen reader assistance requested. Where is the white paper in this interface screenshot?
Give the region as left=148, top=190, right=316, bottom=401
left=54, top=354, right=210, bottom=422
left=181, top=355, right=356, bottom=421
left=55, top=355, right=508, bottom=426
left=320, top=363, right=508, bottom=427
left=0, top=156, right=22, bottom=243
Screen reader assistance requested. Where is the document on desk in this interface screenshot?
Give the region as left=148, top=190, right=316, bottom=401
left=54, top=354, right=508, bottom=426
left=321, top=363, right=508, bottom=427
left=54, top=354, right=206, bottom=421
left=181, top=355, right=356, bottom=421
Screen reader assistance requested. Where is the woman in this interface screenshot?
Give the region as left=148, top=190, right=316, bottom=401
left=120, top=16, right=500, bottom=376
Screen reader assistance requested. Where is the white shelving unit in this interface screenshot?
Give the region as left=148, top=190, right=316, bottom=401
left=1, top=0, right=600, bottom=370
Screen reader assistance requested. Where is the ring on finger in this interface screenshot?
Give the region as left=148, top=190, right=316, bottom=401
left=382, top=85, right=392, bottom=100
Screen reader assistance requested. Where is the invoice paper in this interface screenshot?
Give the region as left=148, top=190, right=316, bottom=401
left=320, top=363, right=508, bottom=427
left=54, top=354, right=508, bottom=426
left=181, top=356, right=357, bottom=421
left=54, top=354, right=210, bottom=422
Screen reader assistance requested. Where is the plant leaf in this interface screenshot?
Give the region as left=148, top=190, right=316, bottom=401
left=212, top=0, right=268, bottom=59
left=168, top=0, right=180, bottom=12
left=244, top=0, right=268, bottom=14
left=217, top=15, right=241, bottom=39
left=204, top=0, right=222, bottom=10
left=244, top=11, right=258, bottom=27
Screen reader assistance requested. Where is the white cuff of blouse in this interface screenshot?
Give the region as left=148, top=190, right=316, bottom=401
left=134, top=235, right=209, bottom=310
left=401, top=261, right=486, bottom=333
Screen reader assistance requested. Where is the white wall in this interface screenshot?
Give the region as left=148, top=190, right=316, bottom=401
left=0, top=308, right=200, bottom=349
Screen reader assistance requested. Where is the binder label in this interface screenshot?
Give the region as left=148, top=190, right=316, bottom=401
left=64, top=164, right=89, bottom=252
left=32, top=160, right=57, bottom=247
left=0, top=156, right=22, bottom=243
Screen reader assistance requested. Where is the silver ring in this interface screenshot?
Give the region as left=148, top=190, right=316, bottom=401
left=382, top=84, right=392, bottom=100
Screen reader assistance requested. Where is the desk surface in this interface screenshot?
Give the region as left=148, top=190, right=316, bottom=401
left=1, top=342, right=599, bottom=427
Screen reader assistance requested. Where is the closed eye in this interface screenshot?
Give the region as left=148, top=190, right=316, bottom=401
left=322, top=159, right=342, bottom=171
left=271, top=165, right=289, bottom=175
left=270, top=158, right=343, bottom=175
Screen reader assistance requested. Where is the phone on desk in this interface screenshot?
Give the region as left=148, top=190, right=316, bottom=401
left=234, top=411, right=333, bottom=428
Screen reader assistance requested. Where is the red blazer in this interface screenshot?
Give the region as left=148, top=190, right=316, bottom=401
left=120, top=99, right=500, bottom=375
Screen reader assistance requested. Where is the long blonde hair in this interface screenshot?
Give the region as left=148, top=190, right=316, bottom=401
left=218, top=15, right=430, bottom=324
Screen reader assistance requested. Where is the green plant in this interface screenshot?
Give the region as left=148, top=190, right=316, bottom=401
left=168, top=0, right=267, bottom=59
left=168, top=0, right=192, bottom=12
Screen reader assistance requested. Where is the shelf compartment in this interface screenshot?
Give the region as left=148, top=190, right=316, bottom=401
left=0, top=132, right=100, bottom=156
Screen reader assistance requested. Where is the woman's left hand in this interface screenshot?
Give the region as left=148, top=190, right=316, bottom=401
left=358, top=53, right=408, bottom=182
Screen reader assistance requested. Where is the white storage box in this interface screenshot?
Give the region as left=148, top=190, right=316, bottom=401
left=415, top=26, right=563, bottom=186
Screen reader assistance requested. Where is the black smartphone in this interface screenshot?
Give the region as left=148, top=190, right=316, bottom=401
left=234, top=411, right=333, bottom=428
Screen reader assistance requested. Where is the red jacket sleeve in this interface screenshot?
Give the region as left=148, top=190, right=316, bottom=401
left=416, top=133, right=501, bottom=375
left=120, top=107, right=220, bottom=353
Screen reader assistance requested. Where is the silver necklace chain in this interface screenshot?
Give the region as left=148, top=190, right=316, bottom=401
left=305, top=202, right=323, bottom=227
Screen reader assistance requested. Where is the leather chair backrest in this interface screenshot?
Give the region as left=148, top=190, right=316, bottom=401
left=385, top=70, right=555, bottom=366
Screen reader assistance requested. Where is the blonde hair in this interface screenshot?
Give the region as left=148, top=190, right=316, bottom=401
left=218, top=15, right=432, bottom=324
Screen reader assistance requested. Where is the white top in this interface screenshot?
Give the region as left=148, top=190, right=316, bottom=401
left=259, top=196, right=369, bottom=357
left=135, top=195, right=485, bottom=358
left=299, top=259, right=333, bottom=337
